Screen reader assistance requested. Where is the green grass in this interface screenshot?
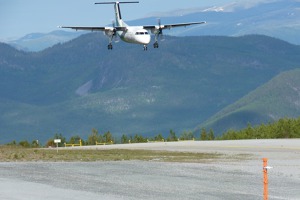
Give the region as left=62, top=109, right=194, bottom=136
left=0, top=145, right=233, bottom=163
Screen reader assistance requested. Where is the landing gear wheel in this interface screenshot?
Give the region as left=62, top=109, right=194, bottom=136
left=143, top=45, right=148, bottom=51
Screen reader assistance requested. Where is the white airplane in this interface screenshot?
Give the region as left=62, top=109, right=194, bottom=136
left=59, top=1, right=206, bottom=50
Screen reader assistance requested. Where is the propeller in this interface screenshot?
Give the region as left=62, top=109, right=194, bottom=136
left=157, top=19, right=165, bottom=41
left=112, top=20, right=119, bottom=43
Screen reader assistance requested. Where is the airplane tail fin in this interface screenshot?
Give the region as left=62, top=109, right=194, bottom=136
left=95, top=1, right=139, bottom=27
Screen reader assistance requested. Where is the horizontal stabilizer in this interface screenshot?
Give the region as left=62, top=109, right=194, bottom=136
left=95, top=1, right=139, bottom=4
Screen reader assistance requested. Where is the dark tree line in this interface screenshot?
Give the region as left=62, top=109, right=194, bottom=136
left=219, top=117, right=300, bottom=140
left=5, top=117, right=300, bottom=147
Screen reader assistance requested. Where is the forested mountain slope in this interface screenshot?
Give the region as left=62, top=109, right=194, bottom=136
left=1, top=33, right=300, bottom=142
left=198, top=69, right=300, bottom=134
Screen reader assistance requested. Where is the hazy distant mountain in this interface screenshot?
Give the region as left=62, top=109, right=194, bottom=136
left=1, top=33, right=300, bottom=143
left=6, top=0, right=300, bottom=52
left=131, top=0, right=300, bottom=45
left=8, top=30, right=83, bottom=52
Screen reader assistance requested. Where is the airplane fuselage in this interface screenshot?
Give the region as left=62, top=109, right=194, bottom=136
left=117, top=27, right=151, bottom=45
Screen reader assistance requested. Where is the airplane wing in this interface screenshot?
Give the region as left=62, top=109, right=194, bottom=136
left=58, top=26, right=127, bottom=31
left=58, top=26, right=106, bottom=31
left=59, top=21, right=205, bottom=32
left=143, top=21, right=206, bottom=30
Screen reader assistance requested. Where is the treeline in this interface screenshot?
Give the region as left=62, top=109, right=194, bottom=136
left=219, top=117, right=300, bottom=140
left=6, top=140, right=40, bottom=148
left=6, top=129, right=199, bottom=148
left=45, top=129, right=198, bottom=147
left=5, top=117, right=300, bottom=147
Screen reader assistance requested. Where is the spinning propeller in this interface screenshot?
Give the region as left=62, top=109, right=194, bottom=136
left=112, top=20, right=119, bottom=43
left=156, top=19, right=165, bottom=41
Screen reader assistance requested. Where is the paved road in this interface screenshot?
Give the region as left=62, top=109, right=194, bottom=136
left=0, top=139, right=299, bottom=200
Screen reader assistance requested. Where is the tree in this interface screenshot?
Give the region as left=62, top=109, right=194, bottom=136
left=19, top=140, right=30, bottom=148
left=167, top=129, right=177, bottom=141
left=180, top=131, right=194, bottom=140
left=244, top=123, right=254, bottom=139
left=31, top=140, right=40, bottom=148
left=200, top=128, right=208, bottom=140
left=68, top=135, right=82, bottom=144
left=121, top=134, right=128, bottom=144
left=207, top=129, right=215, bottom=140
left=6, top=140, right=17, bottom=146
left=221, top=129, right=237, bottom=140
left=46, top=139, right=55, bottom=147
left=87, top=128, right=99, bottom=145
left=131, top=134, right=147, bottom=143
left=154, top=133, right=164, bottom=142
left=103, top=131, right=114, bottom=143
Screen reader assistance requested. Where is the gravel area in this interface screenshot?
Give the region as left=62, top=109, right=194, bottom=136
left=0, top=139, right=299, bottom=200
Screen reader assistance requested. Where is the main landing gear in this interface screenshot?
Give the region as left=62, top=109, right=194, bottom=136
left=144, top=43, right=159, bottom=50
left=108, top=43, right=113, bottom=50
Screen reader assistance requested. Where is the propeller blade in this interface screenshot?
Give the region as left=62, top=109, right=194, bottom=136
left=157, top=18, right=163, bottom=35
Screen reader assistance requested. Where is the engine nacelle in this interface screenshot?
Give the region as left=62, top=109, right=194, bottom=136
left=104, top=27, right=115, bottom=37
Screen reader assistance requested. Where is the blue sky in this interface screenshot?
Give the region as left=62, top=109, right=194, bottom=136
left=0, top=0, right=266, bottom=41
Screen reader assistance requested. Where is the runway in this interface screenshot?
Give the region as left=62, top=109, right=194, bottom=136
left=80, top=139, right=300, bottom=154
left=0, top=139, right=299, bottom=200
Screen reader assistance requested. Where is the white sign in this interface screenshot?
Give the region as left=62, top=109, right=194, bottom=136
left=54, top=139, right=61, bottom=144
left=54, top=139, right=61, bottom=153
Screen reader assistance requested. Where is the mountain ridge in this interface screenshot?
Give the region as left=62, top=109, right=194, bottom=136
left=1, top=33, right=300, bottom=143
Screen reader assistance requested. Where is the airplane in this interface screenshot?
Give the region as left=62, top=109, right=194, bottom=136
left=59, top=1, right=206, bottom=51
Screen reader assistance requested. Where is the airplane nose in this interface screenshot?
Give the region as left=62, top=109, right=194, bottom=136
left=145, top=35, right=151, bottom=44
left=139, top=35, right=151, bottom=45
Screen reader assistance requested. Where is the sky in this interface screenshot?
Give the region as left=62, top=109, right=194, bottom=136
left=0, top=0, right=267, bottom=41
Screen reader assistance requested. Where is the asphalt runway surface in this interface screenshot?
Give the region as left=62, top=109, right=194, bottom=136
left=0, top=139, right=299, bottom=200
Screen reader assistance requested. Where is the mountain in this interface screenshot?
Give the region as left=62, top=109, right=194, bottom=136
left=130, top=0, right=300, bottom=45
left=8, top=30, right=83, bottom=52
left=1, top=33, right=300, bottom=143
left=198, top=69, right=300, bottom=134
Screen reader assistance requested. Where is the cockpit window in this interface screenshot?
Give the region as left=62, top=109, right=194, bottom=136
left=135, top=32, right=149, bottom=35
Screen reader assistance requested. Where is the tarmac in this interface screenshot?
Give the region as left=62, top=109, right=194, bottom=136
left=0, top=139, right=299, bottom=199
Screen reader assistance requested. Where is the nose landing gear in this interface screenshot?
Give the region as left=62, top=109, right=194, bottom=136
left=143, top=45, right=148, bottom=51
